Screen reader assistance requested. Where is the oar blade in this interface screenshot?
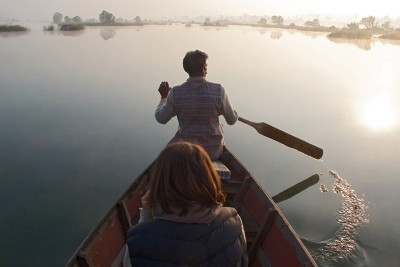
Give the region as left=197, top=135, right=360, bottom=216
left=238, top=117, right=323, bottom=159
left=272, top=174, right=320, bottom=203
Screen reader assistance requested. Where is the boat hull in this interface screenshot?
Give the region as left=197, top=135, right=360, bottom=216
left=66, top=147, right=316, bottom=267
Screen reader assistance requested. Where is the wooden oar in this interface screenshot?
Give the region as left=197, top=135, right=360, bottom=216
left=238, top=117, right=323, bottom=159
left=272, top=174, right=319, bottom=203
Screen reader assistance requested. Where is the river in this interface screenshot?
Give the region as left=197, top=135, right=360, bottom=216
left=1, top=23, right=399, bottom=266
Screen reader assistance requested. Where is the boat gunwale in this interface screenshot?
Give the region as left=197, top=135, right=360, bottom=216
left=65, top=161, right=154, bottom=267
left=66, top=147, right=316, bottom=266
left=221, top=147, right=317, bottom=266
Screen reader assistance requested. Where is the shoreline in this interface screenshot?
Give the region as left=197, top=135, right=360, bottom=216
left=2, top=22, right=400, bottom=41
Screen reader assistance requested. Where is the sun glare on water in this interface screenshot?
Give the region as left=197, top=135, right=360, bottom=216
left=358, top=61, right=399, bottom=131
left=361, top=96, right=398, bottom=130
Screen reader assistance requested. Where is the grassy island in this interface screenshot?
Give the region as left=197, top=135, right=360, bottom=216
left=60, top=24, right=85, bottom=31
left=328, top=29, right=373, bottom=39
left=0, top=24, right=28, bottom=32
left=379, top=32, right=400, bottom=40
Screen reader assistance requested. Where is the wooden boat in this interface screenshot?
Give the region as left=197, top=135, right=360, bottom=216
left=66, top=147, right=317, bottom=267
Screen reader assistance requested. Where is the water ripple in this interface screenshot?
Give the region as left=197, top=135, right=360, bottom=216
left=314, top=169, right=369, bottom=264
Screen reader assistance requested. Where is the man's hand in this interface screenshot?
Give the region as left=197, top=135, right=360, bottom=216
left=158, top=81, right=170, bottom=99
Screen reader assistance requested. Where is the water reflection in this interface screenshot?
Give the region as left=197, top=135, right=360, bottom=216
left=360, top=94, right=398, bottom=130
left=43, top=30, right=56, bottom=36
left=100, top=28, right=116, bottom=40
left=312, top=170, right=369, bottom=264
left=377, top=38, right=400, bottom=47
left=59, top=29, right=84, bottom=37
left=1, top=23, right=400, bottom=266
left=0, top=31, right=29, bottom=38
left=328, top=37, right=374, bottom=51
left=298, top=30, right=326, bottom=39
left=355, top=60, right=399, bottom=131
left=257, top=28, right=267, bottom=35
left=270, top=30, right=283, bottom=39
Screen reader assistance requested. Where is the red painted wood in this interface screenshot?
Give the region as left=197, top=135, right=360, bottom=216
left=86, top=211, right=126, bottom=267
left=262, top=222, right=302, bottom=267
left=242, top=185, right=267, bottom=226
left=242, top=182, right=303, bottom=267
left=124, top=191, right=141, bottom=218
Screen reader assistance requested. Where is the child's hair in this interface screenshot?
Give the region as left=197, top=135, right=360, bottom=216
left=148, top=141, right=225, bottom=215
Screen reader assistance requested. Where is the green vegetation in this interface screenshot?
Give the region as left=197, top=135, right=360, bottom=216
left=53, top=12, right=63, bottom=24
left=271, top=15, right=284, bottom=26
left=60, top=24, right=84, bottom=31
left=328, top=16, right=399, bottom=40
left=328, top=29, right=373, bottom=39
left=0, top=24, right=28, bottom=32
left=297, top=25, right=336, bottom=32
left=43, top=25, right=55, bottom=31
left=99, top=10, right=115, bottom=24
left=46, top=9, right=400, bottom=43
left=304, top=18, right=320, bottom=27
left=202, top=18, right=228, bottom=27
left=254, top=17, right=336, bottom=33
left=379, top=32, right=400, bottom=40
left=359, top=16, right=378, bottom=29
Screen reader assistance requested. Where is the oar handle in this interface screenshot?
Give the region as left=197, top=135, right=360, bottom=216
left=238, top=116, right=323, bottom=159
left=238, top=116, right=252, bottom=125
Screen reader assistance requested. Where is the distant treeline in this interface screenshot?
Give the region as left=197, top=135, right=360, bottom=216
left=0, top=24, right=28, bottom=32
left=2, top=11, right=400, bottom=41
left=52, top=11, right=143, bottom=26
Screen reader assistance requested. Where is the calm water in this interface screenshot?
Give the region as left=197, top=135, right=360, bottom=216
left=1, top=24, right=400, bottom=266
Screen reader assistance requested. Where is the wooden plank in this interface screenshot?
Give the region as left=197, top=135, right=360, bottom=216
left=249, top=207, right=277, bottom=266
left=242, top=182, right=268, bottom=227
left=78, top=210, right=126, bottom=267
left=117, top=201, right=132, bottom=234
left=66, top=147, right=317, bottom=267
left=221, top=179, right=242, bottom=194
left=262, top=222, right=304, bottom=267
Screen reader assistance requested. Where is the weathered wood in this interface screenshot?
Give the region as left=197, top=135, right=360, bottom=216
left=248, top=207, right=277, bottom=266
left=238, top=116, right=323, bottom=159
left=66, top=147, right=317, bottom=267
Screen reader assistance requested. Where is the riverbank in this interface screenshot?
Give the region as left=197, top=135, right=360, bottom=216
left=2, top=21, right=400, bottom=42
left=327, top=28, right=400, bottom=40
left=379, top=31, right=400, bottom=40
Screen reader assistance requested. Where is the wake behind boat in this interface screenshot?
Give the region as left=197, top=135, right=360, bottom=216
left=66, top=147, right=317, bottom=267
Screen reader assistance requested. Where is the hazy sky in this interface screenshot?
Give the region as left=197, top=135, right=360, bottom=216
left=1, top=0, right=399, bottom=21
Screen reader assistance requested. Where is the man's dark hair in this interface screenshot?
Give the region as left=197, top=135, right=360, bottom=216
left=182, top=50, right=208, bottom=76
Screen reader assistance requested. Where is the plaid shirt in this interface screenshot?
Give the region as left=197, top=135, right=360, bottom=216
left=155, top=77, right=238, bottom=160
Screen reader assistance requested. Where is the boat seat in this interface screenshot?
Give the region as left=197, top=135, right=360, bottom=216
left=212, top=160, right=231, bottom=181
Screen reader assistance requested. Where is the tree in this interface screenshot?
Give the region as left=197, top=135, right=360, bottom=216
left=257, top=18, right=267, bottom=26
left=53, top=12, right=63, bottom=24
left=133, top=16, right=142, bottom=24
left=381, top=21, right=392, bottom=30
left=271, top=15, right=284, bottom=26
left=203, top=18, right=211, bottom=26
left=305, top=19, right=320, bottom=27
left=64, top=16, right=71, bottom=23
left=99, top=10, right=115, bottom=24
left=347, top=22, right=359, bottom=30
left=360, top=16, right=378, bottom=29
left=71, top=16, right=83, bottom=24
